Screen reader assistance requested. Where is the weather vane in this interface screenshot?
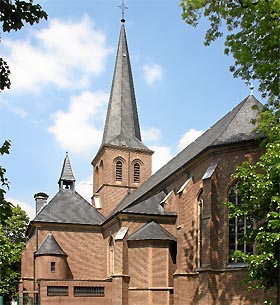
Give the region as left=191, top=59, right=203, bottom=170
left=118, top=0, right=128, bottom=22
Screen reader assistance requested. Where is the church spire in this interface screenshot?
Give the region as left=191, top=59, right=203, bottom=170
left=101, top=22, right=150, bottom=152
left=91, top=17, right=153, bottom=217
left=58, top=152, right=75, bottom=191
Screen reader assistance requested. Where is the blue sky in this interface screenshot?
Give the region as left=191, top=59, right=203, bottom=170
left=1, top=0, right=264, bottom=219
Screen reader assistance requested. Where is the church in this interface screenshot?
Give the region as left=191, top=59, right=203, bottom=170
left=20, top=15, right=266, bottom=305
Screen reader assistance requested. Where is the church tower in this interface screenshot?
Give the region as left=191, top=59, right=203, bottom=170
left=92, top=18, right=153, bottom=217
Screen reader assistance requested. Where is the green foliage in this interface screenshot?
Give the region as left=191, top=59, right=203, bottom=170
left=180, top=0, right=280, bottom=102
left=0, top=205, right=29, bottom=303
left=0, top=58, right=11, bottom=90
left=0, top=0, right=48, bottom=91
left=227, top=103, right=280, bottom=304
left=0, top=140, right=30, bottom=302
left=1, top=0, right=48, bottom=32
left=0, top=140, right=12, bottom=225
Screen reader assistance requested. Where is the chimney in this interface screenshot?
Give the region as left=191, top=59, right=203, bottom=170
left=34, top=192, right=49, bottom=215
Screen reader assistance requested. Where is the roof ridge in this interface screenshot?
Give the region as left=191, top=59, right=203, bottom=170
left=105, top=95, right=263, bottom=218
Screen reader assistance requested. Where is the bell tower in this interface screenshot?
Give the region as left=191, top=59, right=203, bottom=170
left=92, top=18, right=153, bottom=217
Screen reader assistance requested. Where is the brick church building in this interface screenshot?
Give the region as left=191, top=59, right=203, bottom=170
left=20, top=16, right=266, bottom=305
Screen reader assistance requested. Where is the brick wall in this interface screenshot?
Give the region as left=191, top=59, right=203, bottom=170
left=39, top=279, right=112, bottom=305
left=93, top=146, right=152, bottom=216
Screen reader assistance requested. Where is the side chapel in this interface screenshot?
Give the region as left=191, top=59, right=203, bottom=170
left=20, top=14, right=266, bottom=305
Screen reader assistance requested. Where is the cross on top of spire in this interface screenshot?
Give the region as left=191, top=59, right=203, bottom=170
left=119, top=0, right=128, bottom=23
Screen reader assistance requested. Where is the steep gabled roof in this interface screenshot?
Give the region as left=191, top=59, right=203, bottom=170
left=99, top=23, right=151, bottom=153
left=110, top=95, right=263, bottom=216
left=33, top=189, right=105, bottom=225
left=127, top=221, right=176, bottom=242
left=35, top=233, right=67, bottom=256
left=123, top=191, right=176, bottom=216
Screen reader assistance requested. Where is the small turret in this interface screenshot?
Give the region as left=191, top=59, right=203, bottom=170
left=58, top=152, right=75, bottom=191
left=35, top=233, right=69, bottom=280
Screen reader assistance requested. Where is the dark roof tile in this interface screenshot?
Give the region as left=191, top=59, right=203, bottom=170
left=128, top=221, right=176, bottom=241
left=33, top=189, right=105, bottom=225
left=35, top=233, right=67, bottom=256
left=110, top=95, right=263, bottom=216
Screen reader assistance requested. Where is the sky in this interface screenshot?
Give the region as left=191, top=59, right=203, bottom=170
left=1, top=0, right=264, bottom=220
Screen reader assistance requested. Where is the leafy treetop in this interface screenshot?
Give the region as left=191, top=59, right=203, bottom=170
left=180, top=0, right=280, bottom=103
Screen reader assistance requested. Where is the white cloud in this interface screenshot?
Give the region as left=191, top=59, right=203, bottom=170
left=177, top=128, right=203, bottom=152
left=150, top=145, right=174, bottom=173
left=0, top=97, right=28, bottom=118
left=143, top=63, right=164, bottom=86
left=3, top=16, right=112, bottom=91
left=142, top=127, right=161, bottom=142
left=76, top=176, right=93, bottom=203
left=48, top=90, right=108, bottom=154
left=7, top=197, right=35, bottom=220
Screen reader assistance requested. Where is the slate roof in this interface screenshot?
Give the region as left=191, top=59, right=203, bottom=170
left=33, top=189, right=105, bottom=225
left=127, top=221, right=176, bottom=242
left=123, top=191, right=176, bottom=216
left=110, top=95, right=263, bottom=216
left=35, top=233, right=67, bottom=256
left=59, top=152, right=75, bottom=183
left=100, top=24, right=151, bottom=153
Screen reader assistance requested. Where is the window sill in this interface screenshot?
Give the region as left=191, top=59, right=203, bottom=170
left=226, top=262, right=248, bottom=269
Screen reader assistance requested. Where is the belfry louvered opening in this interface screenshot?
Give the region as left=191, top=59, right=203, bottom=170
left=115, top=160, right=123, bottom=181
left=133, top=162, right=140, bottom=183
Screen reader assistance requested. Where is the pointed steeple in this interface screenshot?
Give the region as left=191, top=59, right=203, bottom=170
left=58, top=152, right=75, bottom=191
left=101, top=23, right=150, bottom=152
left=91, top=20, right=153, bottom=217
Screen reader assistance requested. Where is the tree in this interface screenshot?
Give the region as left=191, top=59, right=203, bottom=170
left=0, top=140, right=12, bottom=226
left=0, top=205, right=29, bottom=304
left=180, top=2, right=280, bottom=300
left=226, top=102, right=280, bottom=305
left=180, top=0, right=280, bottom=103
left=0, top=3, right=46, bottom=303
left=0, top=0, right=48, bottom=90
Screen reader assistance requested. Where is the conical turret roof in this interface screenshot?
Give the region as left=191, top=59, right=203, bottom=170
left=35, top=233, right=67, bottom=256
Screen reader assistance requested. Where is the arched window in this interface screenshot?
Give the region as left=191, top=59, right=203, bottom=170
left=133, top=162, right=140, bottom=183
left=115, top=160, right=123, bottom=181
left=95, top=166, right=99, bottom=188
left=100, top=160, right=104, bottom=185
left=198, top=190, right=203, bottom=268
left=228, top=184, right=254, bottom=263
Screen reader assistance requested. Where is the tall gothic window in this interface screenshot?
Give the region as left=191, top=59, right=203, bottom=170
left=115, top=160, right=123, bottom=181
left=133, top=162, right=140, bottom=183
left=228, top=184, right=254, bottom=263
left=198, top=190, right=203, bottom=268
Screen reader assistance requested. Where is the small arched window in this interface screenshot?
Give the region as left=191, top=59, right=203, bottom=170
left=228, top=184, right=254, bottom=263
left=115, top=160, right=123, bottom=181
left=133, top=162, right=140, bottom=183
